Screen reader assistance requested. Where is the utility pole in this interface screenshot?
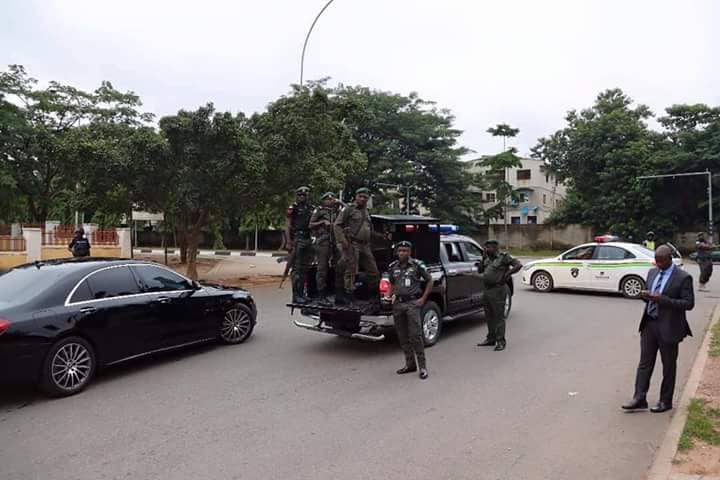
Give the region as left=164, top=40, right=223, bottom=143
left=638, top=170, right=716, bottom=240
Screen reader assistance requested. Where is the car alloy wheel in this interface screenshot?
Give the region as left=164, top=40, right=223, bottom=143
left=503, top=294, right=512, bottom=319
left=621, top=276, right=645, bottom=299
left=220, top=305, right=254, bottom=344
left=40, top=336, right=96, bottom=397
left=532, top=271, right=553, bottom=292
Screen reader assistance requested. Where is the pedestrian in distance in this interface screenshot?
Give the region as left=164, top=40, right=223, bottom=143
left=384, top=241, right=433, bottom=380
left=333, top=187, right=390, bottom=306
left=696, top=232, right=717, bottom=292
left=476, top=239, right=522, bottom=351
left=622, top=245, right=694, bottom=413
left=68, top=228, right=91, bottom=258
left=310, top=192, right=344, bottom=304
left=643, top=231, right=656, bottom=251
left=286, top=186, right=315, bottom=304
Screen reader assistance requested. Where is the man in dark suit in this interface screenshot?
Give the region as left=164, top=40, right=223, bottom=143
left=622, top=245, right=695, bottom=413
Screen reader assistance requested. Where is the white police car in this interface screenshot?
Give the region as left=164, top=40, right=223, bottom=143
left=521, top=241, right=683, bottom=299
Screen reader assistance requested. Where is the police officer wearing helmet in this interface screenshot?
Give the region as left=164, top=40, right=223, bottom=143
left=477, top=239, right=522, bottom=351
left=643, top=232, right=656, bottom=251
left=285, top=186, right=315, bottom=304
left=385, top=240, right=433, bottom=380
left=310, top=192, right=344, bottom=303
left=68, top=228, right=91, bottom=258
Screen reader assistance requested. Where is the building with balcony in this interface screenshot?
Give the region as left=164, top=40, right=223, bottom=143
left=467, top=156, right=567, bottom=225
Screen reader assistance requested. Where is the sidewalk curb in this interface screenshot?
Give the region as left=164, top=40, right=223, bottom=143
left=133, top=248, right=287, bottom=258
left=647, top=303, right=720, bottom=480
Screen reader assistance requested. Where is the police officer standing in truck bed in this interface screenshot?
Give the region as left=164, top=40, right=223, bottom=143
left=310, top=192, right=343, bottom=304
left=285, top=186, right=314, bottom=304
left=385, top=241, right=433, bottom=380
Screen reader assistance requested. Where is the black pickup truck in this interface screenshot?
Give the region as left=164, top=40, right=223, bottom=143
left=288, top=215, right=514, bottom=346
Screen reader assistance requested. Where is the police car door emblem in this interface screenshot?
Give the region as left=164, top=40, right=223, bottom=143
left=571, top=267, right=579, bottom=278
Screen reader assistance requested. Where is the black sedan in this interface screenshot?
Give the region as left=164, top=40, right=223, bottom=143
left=0, top=258, right=256, bottom=397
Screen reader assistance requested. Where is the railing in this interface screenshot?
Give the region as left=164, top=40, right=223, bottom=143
left=41, top=227, right=118, bottom=246
left=0, top=236, right=26, bottom=252
left=91, top=230, right=119, bottom=245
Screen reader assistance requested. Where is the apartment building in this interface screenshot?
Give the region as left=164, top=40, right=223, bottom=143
left=468, top=157, right=567, bottom=225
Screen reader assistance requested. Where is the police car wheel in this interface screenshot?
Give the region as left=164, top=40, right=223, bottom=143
left=621, top=276, right=645, bottom=299
left=421, top=301, right=442, bottom=347
left=531, top=271, right=553, bottom=292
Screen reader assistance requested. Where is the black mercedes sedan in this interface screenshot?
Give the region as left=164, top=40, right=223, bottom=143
left=0, top=258, right=256, bottom=397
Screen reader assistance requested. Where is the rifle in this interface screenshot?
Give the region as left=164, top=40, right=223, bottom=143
left=279, top=248, right=296, bottom=289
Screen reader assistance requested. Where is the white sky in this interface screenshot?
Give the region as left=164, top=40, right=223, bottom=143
left=2, top=0, right=718, bottom=157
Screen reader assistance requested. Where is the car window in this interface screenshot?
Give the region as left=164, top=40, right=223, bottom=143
left=462, top=242, right=484, bottom=261
left=86, top=267, right=141, bottom=299
left=132, top=265, right=192, bottom=292
left=443, top=242, right=464, bottom=263
left=595, top=246, right=634, bottom=260
left=0, top=265, right=68, bottom=308
left=563, top=246, right=595, bottom=261
left=69, top=281, right=94, bottom=304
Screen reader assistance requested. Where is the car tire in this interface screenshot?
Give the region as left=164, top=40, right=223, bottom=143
left=39, top=336, right=96, bottom=398
left=531, top=271, right=554, bottom=293
left=621, top=275, right=645, bottom=299
left=421, top=301, right=442, bottom=347
left=219, top=303, right=255, bottom=344
left=503, top=292, right=513, bottom=320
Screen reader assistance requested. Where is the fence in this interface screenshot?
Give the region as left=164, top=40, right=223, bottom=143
left=41, top=227, right=118, bottom=246
left=0, top=235, right=25, bottom=252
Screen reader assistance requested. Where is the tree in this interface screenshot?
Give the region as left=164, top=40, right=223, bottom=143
left=159, top=104, right=264, bottom=279
left=332, top=85, right=476, bottom=225
left=487, top=123, right=520, bottom=151
left=0, top=65, right=153, bottom=223
left=477, top=147, right=524, bottom=221
left=532, top=89, right=658, bottom=237
left=251, top=81, right=366, bottom=217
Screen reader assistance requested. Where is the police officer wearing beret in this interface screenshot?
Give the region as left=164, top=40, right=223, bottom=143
left=285, top=186, right=315, bottom=304
left=310, top=192, right=344, bottom=303
left=477, top=239, right=522, bottom=351
left=385, top=241, right=433, bottom=380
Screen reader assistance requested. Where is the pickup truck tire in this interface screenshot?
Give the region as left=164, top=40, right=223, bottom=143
left=421, top=301, right=442, bottom=347
left=503, top=293, right=513, bottom=320
left=531, top=271, right=554, bottom=293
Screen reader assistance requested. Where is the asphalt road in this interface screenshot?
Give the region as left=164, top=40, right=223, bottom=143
left=1, top=267, right=718, bottom=480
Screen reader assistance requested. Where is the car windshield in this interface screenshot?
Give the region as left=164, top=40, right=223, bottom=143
left=634, top=246, right=655, bottom=257
left=0, top=265, right=68, bottom=309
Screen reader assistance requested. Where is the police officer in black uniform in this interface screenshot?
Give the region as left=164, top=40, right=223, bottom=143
left=285, top=187, right=315, bottom=304
left=68, top=228, right=91, bottom=258
left=385, top=241, right=433, bottom=380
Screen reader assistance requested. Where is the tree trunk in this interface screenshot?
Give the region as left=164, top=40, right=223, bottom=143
left=178, top=226, right=188, bottom=264
left=186, top=230, right=200, bottom=280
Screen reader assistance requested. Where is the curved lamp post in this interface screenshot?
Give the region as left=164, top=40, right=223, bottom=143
left=300, top=0, right=337, bottom=85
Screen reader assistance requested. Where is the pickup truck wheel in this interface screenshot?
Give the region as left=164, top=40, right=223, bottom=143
left=421, top=301, right=442, bottom=347
left=503, top=293, right=513, bottom=320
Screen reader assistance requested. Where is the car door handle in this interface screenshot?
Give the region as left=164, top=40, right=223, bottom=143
left=153, top=296, right=171, bottom=304
left=80, top=306, right=96, bottom=315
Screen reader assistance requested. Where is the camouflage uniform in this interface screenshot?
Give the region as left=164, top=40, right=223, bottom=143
left=288, top=196, right=315, bottom=302
left=333, top=202, right=381, bottom=297
left=389, top=258, right=432, bottom=370
left=310, top=197, right=343, bottom=296
left=480, top=251, right=521, bottom=345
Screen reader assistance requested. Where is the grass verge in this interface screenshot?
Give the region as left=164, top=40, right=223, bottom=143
left=678, top=398, right=720, bottom=452
left=709, top=317, right=720, bottom=358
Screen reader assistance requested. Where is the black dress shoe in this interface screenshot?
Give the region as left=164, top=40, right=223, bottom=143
left=419, top=368, right=428, bottom=380
left=621, top=398, right=649, bottom=411
left=650, top=402, right=673, bottom=413
left=494, top=341, right=506, bottom=351
left=477, top=339, right=496, bottom=347
left=396, top=365, right=418, bottom=375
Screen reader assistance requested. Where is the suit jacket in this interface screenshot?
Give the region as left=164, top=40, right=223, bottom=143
left=639, top=267, right=694, bottom=344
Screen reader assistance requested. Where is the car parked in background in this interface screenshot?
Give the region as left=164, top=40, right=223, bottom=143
left=0, top=258, right=256, bottom=397
left=522, top=242, right=683, bottom=299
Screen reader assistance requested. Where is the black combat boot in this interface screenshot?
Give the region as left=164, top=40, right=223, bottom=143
left=417, top=354, right=428, bottom=380
left=494, top=340, right=506, bottom=351
left=477, top=338, right=496, bottom=347
left=397, top=352, right=417, bottom=374
left=291, top=276, right=308, bottom=304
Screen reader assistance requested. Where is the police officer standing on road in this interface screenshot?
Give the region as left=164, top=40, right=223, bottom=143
left=310, top=192, right=344, bottom=304
left=477, top=239, right=522, bottom=351
left=643, top=232, right=656, bottom=250
left=333, top=187, right=389, bottom=305
left=285, top=186, right=315, bottom=304
left=68, top=228, right=91, bottom=258
left=697, top=232, right=717, bottom=292
left=385, top=241, right=433, bottom=380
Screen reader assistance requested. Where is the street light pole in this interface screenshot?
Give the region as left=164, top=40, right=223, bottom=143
left=638, top=170, right=716, bottom=239
left=299, top=0, right=337, bottom=86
